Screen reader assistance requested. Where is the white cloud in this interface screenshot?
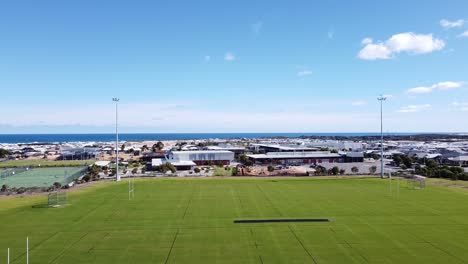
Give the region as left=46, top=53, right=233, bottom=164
left=358, top=43, right=392, bottom=60
left=440, top=19, right=465, bottom=29
left=204, top=55, right=211, bottom=62
left=224, top=52, right=235, bottom=61
left=386, top=33, right=445, bottom=54
left=251, top=21, right=263, bottom=37
left=297, top=70, right=313, bottom=77
left=361, top=38, right=373, bottom=45
left=397, top=104, right=431, bottom=113
left=458, top=31, right=468, bottom=38
left=436, top=81, right=464, bottom=90
left=351, top=101, right=368, bottom=106
left=407, top=81, right=464, bottom=94
left=407, top=86, right=434, bottom=94
left=452, top=102, right=468, bottom=111
left=358, top=32, right=445, bottom=60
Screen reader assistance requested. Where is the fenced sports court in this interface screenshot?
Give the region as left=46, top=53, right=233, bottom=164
left=0, top=167, right=87, bottom=188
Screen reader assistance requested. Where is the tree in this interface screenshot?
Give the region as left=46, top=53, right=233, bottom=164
left=369, top=166, right=377, bottom=174
left=239, top=155, right=253, bottom=166
left=351, top=166, right=359, bottom=174
left=0, top=148, right=9, bottom=159
left=153, top=141, right=164, bottom=151
left=392, top=155, right=403, bottom=166
left=331, top=166, right=340, bottom=175
left=141, top=145, right=149, bottom=152
left=449, top=166, right=464, bottom=174
left=339, top=169, right=346, bottom=175
left=88, top=165, right=101, bottom=180
left=53, top=182, right=62, bottom=189
left=121, top=144, right=125, bottom=152
left=158, top=162, right=177, bottom=173
left=132, top=168, right=138, bottom=174
left=400, top=164, right=407, bottom=170
left=166, top=163, right=176, bottom=173
left=426, top=159, right=437, bottom=168
left=82, top=174, right=91, bottom=182
left=315, top=166, right=327, bottom=175
left=194, top=167, right=201, bottom=173
left=1, top=184, right=9, bottom=192
left=267, top=165, right=275, bottom=172
left=438, top=169, right=454, bottom=179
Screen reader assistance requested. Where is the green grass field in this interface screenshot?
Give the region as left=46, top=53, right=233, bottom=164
left=0, top=167, right=87, bottom=188
left=0, top=159, right=93, bottom=168
left=1, top=177, right=468, bottom=263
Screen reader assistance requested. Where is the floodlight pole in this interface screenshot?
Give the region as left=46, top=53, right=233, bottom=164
left=7, top=248, right=9, bottom=264
left=113, top=98, right=121, bottom=182
left=378, top=95, right=387, bottom=179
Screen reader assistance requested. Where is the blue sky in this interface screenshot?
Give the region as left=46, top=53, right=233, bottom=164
left=1, top=0, right=467, bottom=133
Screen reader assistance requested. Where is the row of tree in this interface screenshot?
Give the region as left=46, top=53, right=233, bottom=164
left=415, top=163, right=468, bottom=181
left=392, top=153, right=468, bottom=181
left=313, top=165, right=377, bottom=176
left=1, top=181, right=63, bottom=195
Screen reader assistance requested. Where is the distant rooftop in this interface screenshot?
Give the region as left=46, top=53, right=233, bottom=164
left=247, top=151, right=341, bottom=159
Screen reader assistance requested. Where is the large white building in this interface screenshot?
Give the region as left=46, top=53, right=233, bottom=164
left=166, top=150, right=235, bottom=166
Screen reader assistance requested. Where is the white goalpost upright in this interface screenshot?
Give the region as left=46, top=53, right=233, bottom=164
left=26, top=237, right=29, bottom=264
left=128, top=173, right=135, bottom=200
left=5, top=237, right=29, bottom=264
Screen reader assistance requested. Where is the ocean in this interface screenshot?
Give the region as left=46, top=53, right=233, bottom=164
left=0, top=133, right=425, bottom=144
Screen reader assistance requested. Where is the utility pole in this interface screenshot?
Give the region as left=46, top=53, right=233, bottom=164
left=113, top=98, right=121, bottom=181
left=377, top=95, right=387, bottom=179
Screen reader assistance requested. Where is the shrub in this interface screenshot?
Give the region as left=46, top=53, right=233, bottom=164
left=82, top=174, right=91, bottom=182
left=315, top=166, right=327, bottom=176
left=267, top=165, right=275, bottom=172
left=331, top=166, right=340, bottom=175
left=1, top=184, right=8, bottom=192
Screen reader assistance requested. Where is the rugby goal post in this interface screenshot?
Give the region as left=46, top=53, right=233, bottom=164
left=47, top=192, right=68, bottom=207
left=407, top=175, right=426, bottom=190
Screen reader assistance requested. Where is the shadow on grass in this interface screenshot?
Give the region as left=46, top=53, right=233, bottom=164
left=32, top=204, right=68, bottom=208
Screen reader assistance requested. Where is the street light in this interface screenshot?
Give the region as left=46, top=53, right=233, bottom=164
left=377, top=95, right=387, bottom=179
left=112, top=98, right=121, bottom=182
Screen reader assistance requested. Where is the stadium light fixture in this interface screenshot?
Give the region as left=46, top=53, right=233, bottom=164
left=112, top=98, right=121, bottom=182
left=377, top=95, right=387, bottom=179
